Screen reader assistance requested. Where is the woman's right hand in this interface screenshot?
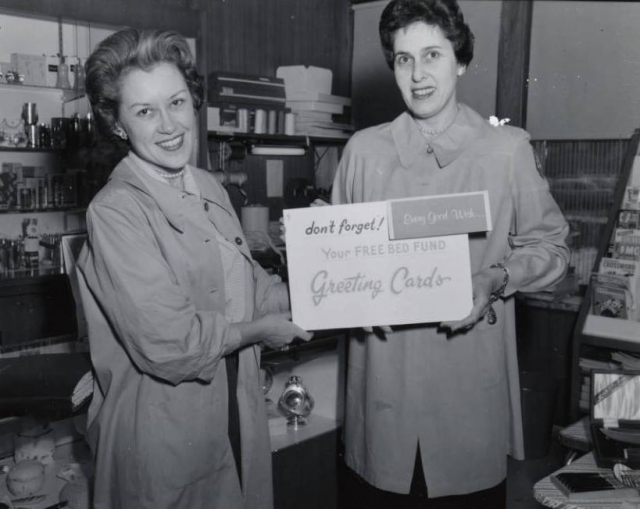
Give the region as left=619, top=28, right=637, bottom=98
left=233, top=312, right=313, bottom=350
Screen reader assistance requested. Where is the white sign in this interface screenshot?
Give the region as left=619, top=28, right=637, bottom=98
left=284, top=200, right=475, bottom=330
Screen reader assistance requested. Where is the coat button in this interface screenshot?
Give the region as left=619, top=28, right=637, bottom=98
left=204, top=202, right=210, bottom=211
left=426, top=145, right=434, bottom=154
left=235, top=237, right=243, bottom=246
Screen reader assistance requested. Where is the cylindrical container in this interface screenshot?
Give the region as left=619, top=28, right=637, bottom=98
left=284, top=112, right=296, bottom=135
left=268, top=110, right=277, bottom=135
left=51, top=118, right=70, bottom=148
left=254, top=109, right=267, bottom=134
left=237, top=108, right=249, bottom=132
left=241, top=205, right=269, bottom=236
left=19, top=188, right=32, bottom=211
left=26, top=125, right=39, bottom=148
left=52, top=175, right=64, bottom=208
left=22, top=103, right=38, bottom=125
left=38, top=123, right=51, bottom=148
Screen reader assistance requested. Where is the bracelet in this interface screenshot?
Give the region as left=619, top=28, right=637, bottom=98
left=486, top=263, right=509, bottom=325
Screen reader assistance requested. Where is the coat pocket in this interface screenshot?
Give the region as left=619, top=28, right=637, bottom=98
left=146, top=385, right=227, bottom=490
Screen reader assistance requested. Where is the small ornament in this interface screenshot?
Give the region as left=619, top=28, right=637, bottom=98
left=278, top=375, right=314, bottom=428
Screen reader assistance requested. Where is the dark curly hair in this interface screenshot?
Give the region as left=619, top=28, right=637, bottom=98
left=84, top=28, right=204, bottom=140
left=379, top=0, right=474, bottom=70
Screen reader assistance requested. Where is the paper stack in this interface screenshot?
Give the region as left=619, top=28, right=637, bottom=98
left=276, top=65, right=353, bottom=139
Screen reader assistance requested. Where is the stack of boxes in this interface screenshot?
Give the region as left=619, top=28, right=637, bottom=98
left=276, top=65, right=353, bottom=138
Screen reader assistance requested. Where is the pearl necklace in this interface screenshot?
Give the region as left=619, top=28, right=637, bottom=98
left=155, top=168, right=185, bottom=180
left=415, top=122, right=446, bottom=137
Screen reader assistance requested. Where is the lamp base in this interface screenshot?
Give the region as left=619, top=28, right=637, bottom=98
left=286, top=415, right=308, bottom=429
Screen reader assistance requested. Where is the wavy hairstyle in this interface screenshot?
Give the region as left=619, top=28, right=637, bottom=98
left=84, top=28, right=204, bottom=139
left=379, top=0, right=474, bottom=69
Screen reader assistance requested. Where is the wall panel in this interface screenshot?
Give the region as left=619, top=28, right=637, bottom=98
left=203, top=0, right=352, bottom=96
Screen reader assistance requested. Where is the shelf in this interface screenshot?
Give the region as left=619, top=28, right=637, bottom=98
left=262, top=330, right=345, bottom=365
left=208, top=130, right=349, bottom=146
left=0, top=207, right=85, bottom=215
left=0, top=270, right=65, bottom=287
left=0, top=82, right=85, bottom=103
left=582, top=315, right=640, bottom=346
left=0, top=145, right=63, bottom=153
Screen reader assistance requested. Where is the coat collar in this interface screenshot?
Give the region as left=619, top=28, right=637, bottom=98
left=109, top=154, right=237, bottom=233
left=392, top=103, right=487, bottom=169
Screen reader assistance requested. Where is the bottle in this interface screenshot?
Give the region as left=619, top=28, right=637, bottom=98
left=55, top=56, right=71, bottom=89
left=74, top=57, right=85, bottom=90
left=23, top=218, right=40, bottom=273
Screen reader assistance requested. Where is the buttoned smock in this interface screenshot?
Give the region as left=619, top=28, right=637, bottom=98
left=331, top=104, right=570, bottom=497
left=77, top=154, right=283, bottom=509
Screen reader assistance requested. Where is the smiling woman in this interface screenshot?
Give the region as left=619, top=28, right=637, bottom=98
left=116, top=63, right=195, bottom=176
left=76, top=28, right=312, bottom=509
left=331, top=1, right=570, bottom=508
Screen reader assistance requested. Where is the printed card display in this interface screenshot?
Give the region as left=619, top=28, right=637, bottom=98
left=284, top=192, right=491, bottom=330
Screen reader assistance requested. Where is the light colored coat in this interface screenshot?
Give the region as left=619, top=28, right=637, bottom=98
left=332, top=104, right=569, bottom=497
left=77, top=156, right=280, bottom=509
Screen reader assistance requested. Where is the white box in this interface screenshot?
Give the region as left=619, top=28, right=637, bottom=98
left=285, top=92, right=351, bottom=106
left=276, top=66, right=333, bottom=98
left=286, top=100, right=343, bottom=115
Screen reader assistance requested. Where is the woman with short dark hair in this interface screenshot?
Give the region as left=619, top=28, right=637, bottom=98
left=78, top=28, right=311, bottom=509
left=333, top=1, right=569, bottom=507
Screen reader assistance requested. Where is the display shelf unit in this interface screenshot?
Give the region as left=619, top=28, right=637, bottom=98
left=569, top=128, right=640, bottom=421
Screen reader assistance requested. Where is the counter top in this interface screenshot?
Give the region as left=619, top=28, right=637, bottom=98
left=269, top=414, right=340, bottom=453
left=517, top=291, right=583, bottom=313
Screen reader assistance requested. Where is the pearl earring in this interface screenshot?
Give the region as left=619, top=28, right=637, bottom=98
left=114, top=126, right=128, bottom=140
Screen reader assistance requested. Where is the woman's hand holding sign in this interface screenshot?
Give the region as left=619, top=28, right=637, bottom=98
left=439, top=265, right=507, bottom=334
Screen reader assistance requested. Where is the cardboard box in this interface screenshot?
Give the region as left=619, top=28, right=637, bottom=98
left=276, top=66, right=333, bottom=98
left=11, top=53, right=47, bottom=86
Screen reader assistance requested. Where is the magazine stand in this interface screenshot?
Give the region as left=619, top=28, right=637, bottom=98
left=569, top=128, right=640, bottom=420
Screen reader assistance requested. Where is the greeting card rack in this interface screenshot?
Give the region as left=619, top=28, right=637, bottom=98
left=569, top=127, right=640, bottom=420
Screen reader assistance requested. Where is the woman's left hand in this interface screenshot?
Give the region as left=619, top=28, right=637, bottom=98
left=439, top=266, right=504, bottom=334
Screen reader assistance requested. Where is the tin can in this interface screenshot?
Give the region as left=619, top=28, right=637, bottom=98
left=236, top=109, right=249, bottom=132
left=254, top=109, right=267, bottom=134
